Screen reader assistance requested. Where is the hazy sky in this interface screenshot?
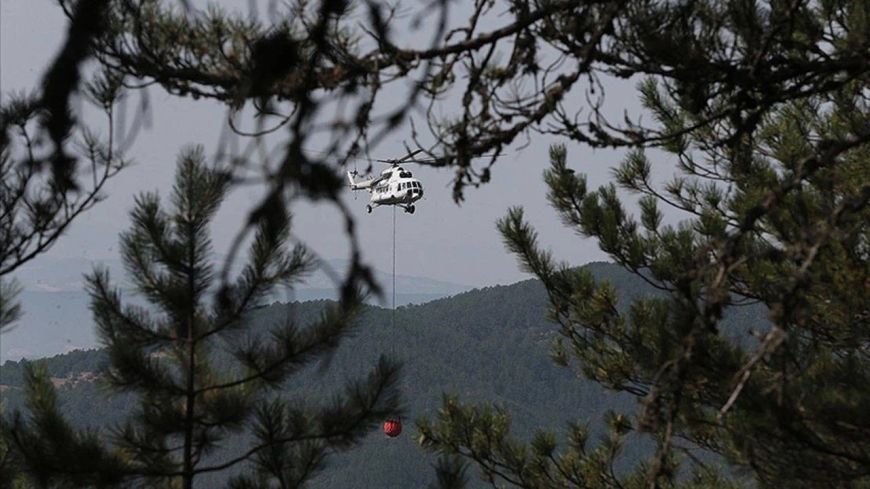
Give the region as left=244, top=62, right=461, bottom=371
left=0, top=1, right=650, bottom=289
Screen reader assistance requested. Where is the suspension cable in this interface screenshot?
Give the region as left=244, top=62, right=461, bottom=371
left=391, top=204, right=396, bottom=359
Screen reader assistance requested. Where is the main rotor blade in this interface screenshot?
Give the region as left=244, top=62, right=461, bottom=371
left=375, top=149, right=424, bottom=164
left=376, top=153, right=505, bottom=164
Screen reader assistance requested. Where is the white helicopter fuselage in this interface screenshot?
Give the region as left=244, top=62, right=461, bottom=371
left=348, top=166, right=424, bottom=214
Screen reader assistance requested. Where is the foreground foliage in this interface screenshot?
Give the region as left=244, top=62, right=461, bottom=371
left=8, top=0, right=870, bottom=486
left=421, top=54, right=870, bottom=489
left=78, top=0, right=870, bottom=198
left=2, top=147, right=400, bottom=488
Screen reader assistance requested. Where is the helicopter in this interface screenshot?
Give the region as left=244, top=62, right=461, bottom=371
left=346, top=150, right=425, bottom=214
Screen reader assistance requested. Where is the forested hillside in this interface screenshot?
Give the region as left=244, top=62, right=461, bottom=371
left=0, top=262, right=766, bottom=487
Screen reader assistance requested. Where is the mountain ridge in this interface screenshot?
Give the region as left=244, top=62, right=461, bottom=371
left=1, top=256, right=474, bottom=362
left=12, top=256, right=472, bottom=295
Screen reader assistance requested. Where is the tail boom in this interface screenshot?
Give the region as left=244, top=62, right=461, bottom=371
left=347, top=171, right=376, bottom=190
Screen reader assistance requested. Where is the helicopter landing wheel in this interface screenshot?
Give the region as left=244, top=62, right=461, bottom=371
left=408, top=205, right=415, bottom=215
left=366, top=204, right=372, bottom=214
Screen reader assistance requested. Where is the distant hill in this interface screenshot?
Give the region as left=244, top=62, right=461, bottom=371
left=1, top=256, right=472, bottom=362
left=0, top=262, right=766, bottom=487
left=11, top=256, right=471, bottom=296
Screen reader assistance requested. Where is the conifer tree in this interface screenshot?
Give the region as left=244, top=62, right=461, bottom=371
left=418, top=70, right=870, bottom=488
left=0, top=69, right=129, bottom=484
left=2, top=145, right=401, bottom=488
left=14, top=1, right=870, bottom=484
left=0, top=69, right=129, bottom=334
